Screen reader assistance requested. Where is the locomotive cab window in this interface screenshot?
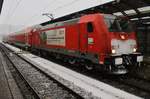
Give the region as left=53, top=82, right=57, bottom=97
left=104, top=15, right=134, bottom=33
left=87, top=22, right=94, bottom=33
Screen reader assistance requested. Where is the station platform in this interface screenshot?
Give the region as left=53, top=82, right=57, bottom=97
left=3, top=43, right=142, bottom=99
left=0, top=52, right=23, bottom=99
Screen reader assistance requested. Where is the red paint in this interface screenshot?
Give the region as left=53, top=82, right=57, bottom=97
left=6, top=13, right=137, bottom=64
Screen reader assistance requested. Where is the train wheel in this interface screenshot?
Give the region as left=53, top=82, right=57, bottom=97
left=41, top=51, right=48, bottom=57
left=85, top=64, right=94, bottom=70
left=109, top=65, right=112, bottom=71
left=68, top=59, right=76, bottom=64
left=55, top=54, right=61, bottom=59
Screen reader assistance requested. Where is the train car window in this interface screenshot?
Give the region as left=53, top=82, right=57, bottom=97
left=87, top=22, right=94, bottom=33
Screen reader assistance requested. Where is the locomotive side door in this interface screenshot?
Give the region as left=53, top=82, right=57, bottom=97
left=28, top=31, right=33, bottom=47
left=79, top=23, right=88, bottom=52
left=79, top=22, right=95, bottom=53
left=86, top=22, right=95, bottom=53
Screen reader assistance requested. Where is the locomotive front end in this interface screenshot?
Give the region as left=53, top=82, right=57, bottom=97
left=103, top=14, right=143, bottom=74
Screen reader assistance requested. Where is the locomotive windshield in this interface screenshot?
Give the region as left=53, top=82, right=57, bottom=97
left=104, top=15, right=133, bottom=33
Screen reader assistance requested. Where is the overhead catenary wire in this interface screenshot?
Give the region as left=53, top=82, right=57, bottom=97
left=22, top=0, right=59, bottom=26
left=2, top=0, right=20, bottom=33
left=53, top=0, right=79, bottom=11
left=4, top=0, right=80, bottom=33
left=6, top=0, right=23, bottom=24
left=23, top=0, right=80, bottom=26
left=2, top=0, right=23, bottom=34
left=2, top=0, right=15, bottom=24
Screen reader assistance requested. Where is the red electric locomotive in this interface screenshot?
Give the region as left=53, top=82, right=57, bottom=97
left=5, top=13, right=143, bottom=74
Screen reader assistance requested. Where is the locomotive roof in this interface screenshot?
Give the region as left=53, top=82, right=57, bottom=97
left=10, top=29, right=26, bottom=35
left=41, top=18, right=80, bottom=30
left=40, top=13, right=118, bottom=30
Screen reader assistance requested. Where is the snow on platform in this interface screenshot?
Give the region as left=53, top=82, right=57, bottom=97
left=4, top=43, right=142, bottom=99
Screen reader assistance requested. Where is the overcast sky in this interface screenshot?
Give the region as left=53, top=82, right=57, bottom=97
left=0, top=0, right=113, bottom=35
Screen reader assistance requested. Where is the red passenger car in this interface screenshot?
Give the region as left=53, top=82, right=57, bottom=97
left=5, top=13, right=143, bottom=74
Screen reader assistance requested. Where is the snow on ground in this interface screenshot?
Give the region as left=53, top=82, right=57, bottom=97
left=4, top=43, right=142, bottom=99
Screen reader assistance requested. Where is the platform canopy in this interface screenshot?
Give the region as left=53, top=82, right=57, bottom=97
left=0, top=0, right=3, bottom=14
left=41, top=0, right=150, bottom=27
left=100, top=0, right=150, bottom=26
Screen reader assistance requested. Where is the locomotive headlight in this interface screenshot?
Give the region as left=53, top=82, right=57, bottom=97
left=112, top=49, right=116, bottom=54
left=133, top=48, right=137, bottom=52
left=131, top=45, right=137, bottom=52
left=111, top=45, right=118, bottom=54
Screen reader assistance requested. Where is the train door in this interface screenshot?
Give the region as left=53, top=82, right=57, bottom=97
left=79, top=22, right=95, bottom=53
left=79, top=23, right=88, bottom=52
left=28, top=31, right=33, bottom=47
left=31, top=30, right=40, bottom=47
left=86, top=22, right=95, bottom=53
left=25, top=32, right=28, bottom=46
left=35, top=32, right=41, bottom=47
left=39, top=31, right=47, bottom=47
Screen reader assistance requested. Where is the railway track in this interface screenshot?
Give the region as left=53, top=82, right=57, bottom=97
left=31, top=48, right=150, bottom=98
left=89, top=73, right=150, bottom=98
left=40, top=53, right=150, bottom=98
left=3, top=43, right=150, bottom=99
left=0, top=46, right=40, bottom=99
left=37, top=50, right=150, bottom=98
left=0, top=44, right=83, bottom=99
left=36, top=50, right=150, bottom=98
left=115, top=75, right=150, bottom=96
